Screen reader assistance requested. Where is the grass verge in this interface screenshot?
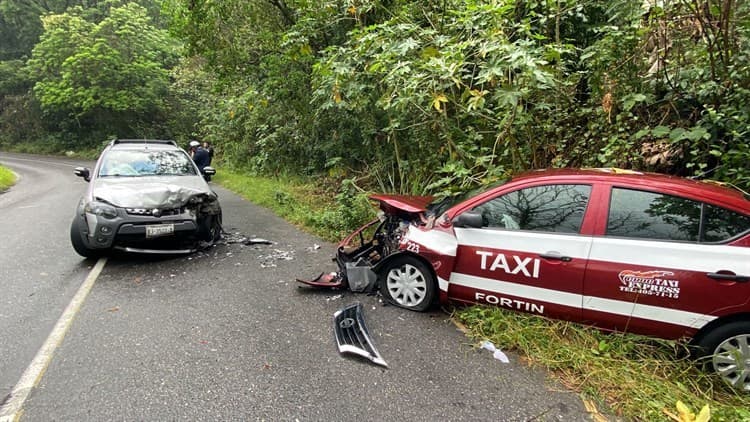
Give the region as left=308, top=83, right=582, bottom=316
left=213, top=169, right=374, bottom=241
left=0, top=165, right=16, bottom=191
left=215, top=169, right=750, bottom=421
left=454, top=306, right=750, bottom=421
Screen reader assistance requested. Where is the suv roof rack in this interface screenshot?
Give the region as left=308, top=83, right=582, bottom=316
left=110, top=139, right=177, bottom=146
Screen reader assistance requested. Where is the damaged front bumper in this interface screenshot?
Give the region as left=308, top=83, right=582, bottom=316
left=78, top=193, right=222, bottom=253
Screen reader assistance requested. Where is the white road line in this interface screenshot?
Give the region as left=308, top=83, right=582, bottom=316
left=0, top=258, right=107, bottom=422
left=0, top=156, right=83, bottom=168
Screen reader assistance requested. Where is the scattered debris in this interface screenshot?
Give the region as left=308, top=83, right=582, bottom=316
left=258, top=249, right=295, bottom=268
left=244, top=238, right=273, bottom=246
left=583, top=399, right=608, bottom=422
left=480, top=340, right=509, bottom=363
left=326, top=294, right=343, bottom=302
left=333, top=302, right=388, bottom=368
left=306, top=244, right=321, bottom=252
left=296, top=272, right=344, bottom=288
left=345, top=258, right=378, bottom=292
left=107, top=306, right=120, bottom=313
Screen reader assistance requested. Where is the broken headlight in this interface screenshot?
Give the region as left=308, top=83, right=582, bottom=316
left=188, top=195, right=204, bottom=205
left=85, top=201, right=118, bottom=219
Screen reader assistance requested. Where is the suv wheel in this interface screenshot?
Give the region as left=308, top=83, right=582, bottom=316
left=69, top=217, right=104, bottom=259
left=198, top=213, right=222, bottom=242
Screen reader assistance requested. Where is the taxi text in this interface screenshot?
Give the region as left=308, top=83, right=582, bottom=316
left=476, top=250, right=540, bottom=279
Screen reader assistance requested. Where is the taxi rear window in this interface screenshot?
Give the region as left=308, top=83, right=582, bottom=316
left=606, top=187, right=750, bottom=243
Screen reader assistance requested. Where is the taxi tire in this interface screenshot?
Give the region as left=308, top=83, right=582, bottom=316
left=69, top=217, right=104, bottom=259
left=693, top=321, right=750, bottom=390
left=379, top=256, right=436, bottom=312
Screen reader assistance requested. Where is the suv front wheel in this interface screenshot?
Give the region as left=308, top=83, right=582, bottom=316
left=69, top=217, right=104, bottom=259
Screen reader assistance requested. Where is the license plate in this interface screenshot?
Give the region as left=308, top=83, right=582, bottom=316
left=146, top=224, right=174, bottom=238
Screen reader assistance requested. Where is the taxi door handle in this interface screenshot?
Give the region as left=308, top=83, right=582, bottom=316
left=539, top=252, right=572, bottom=262
left=707, top=272, right=749, bottom=283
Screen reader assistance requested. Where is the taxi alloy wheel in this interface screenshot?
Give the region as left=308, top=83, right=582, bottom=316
left=696, top=321, right=750, bottom=392
left=381, top=256, right=435, bottom=312
left=711, top=332, right=750, bottom=392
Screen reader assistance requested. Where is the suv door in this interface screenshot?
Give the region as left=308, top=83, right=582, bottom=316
left=582, top=186, right=750, bottom=339
left=448, top=183, right=594, bottom=321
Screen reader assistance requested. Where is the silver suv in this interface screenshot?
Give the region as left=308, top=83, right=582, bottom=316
left=70, top=139, right=222, bottom=257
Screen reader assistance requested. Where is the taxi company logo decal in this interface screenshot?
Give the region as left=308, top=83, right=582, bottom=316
left=618, top=270, right=680, bottom=299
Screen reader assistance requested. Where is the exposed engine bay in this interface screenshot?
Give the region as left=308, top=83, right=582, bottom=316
left=297, top=194, right=440, bottom=292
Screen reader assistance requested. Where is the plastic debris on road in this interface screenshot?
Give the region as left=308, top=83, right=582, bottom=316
left=258, top=249, right=295, bottom=268
left=243, top=238, right=273, bottom=246
left=480, top=340, right=510, bottom=363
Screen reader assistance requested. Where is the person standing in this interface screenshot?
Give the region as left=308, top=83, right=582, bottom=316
left=189, top=140, right=210, bottom=173
left=202, top=141, right=214, bottom=166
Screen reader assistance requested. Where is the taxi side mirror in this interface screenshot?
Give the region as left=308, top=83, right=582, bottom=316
left=452, top=211, right=483, bottom=228
left=202, top=166, right=216, bottom=176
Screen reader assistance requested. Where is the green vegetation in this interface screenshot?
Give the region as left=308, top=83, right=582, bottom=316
left=2, top=0, right=749, bottom=194
left=0, top=164, right=15, bottom=191
left=214, top=170, right=375, bottom=241
left=3, top=0, right=750, bottom=417
left=455, top=306, right=750, bottom=421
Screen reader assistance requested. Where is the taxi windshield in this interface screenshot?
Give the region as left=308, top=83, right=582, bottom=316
left=426, top=178, right=509, bottom=217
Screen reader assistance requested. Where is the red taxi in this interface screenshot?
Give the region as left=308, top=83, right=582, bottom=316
left=336, top=168, right=750, bottom=391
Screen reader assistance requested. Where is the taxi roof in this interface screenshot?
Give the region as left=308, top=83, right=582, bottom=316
left=508, top=168, right=750, bottom=209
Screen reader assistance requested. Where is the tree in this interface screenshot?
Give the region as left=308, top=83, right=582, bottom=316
left=26, top=3, right=180, bottom=143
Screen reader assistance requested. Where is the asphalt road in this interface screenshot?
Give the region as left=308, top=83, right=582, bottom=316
left=0, top=153, right=592, bottom=421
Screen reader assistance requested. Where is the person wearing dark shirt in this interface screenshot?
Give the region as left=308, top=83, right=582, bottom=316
left=202, top=141, right=214, bottom=166
left=189, top=140, right=210, bottom=175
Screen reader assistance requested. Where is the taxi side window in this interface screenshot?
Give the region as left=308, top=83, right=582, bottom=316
left=607, top=188, right=700, bottom=241
left=606, top=188, right=750, bottom=242
left=473, top=184, right=591, bottom=233
left=702, top=204, right=750, bottom=242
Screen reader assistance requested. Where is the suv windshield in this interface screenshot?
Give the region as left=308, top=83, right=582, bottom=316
left=99, top=150, right=196, bottom=177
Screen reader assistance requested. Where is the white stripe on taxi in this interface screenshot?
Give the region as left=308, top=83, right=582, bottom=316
left=405, top=226, right=458, bottom=257
left=454, top=227, right=750, bottom=274
left=454, top=228, right=593, bottom=259
left=450, top=273, right=717, bottom=329
left=449, top=273, right=581, bottom=308
left=589, top=237, right=750, bottom=274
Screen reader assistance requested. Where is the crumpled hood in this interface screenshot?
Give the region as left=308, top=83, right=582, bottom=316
left=369, top=194, right=434, bottom=214
left=92, top=176, right=214, bottom=208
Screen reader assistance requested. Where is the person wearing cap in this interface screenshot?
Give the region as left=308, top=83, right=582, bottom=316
left=188, top=140, right=210, bottom=175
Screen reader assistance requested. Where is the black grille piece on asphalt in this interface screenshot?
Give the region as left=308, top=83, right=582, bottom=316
left=333, top=302, right=388, bottom=368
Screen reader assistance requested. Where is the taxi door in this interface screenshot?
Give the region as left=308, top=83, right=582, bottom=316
left=448, top=183, right=595, bottom=321
left=582, top=186, right=750, bottom=338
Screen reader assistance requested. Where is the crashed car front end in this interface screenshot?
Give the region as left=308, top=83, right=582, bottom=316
left=330, top=194, right=458, bottom=304
left=76, top=180, right=222, bottom=254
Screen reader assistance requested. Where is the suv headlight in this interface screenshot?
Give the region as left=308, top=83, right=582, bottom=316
left=85, top=201, right=118, bottom=219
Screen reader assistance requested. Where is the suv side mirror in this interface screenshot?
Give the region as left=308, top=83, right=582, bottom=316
left=202, top=166, right=216, bottom=176
left=74, top=167, right=91, bottom=182
left=452, top=211, right=483, bottom=228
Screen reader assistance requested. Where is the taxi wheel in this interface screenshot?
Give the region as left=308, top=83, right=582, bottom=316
left=695, top=321, right=750, bottom=392
left=69, top=217, right=103, bottom=259
left=380, top=256, right=436, bottom=312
